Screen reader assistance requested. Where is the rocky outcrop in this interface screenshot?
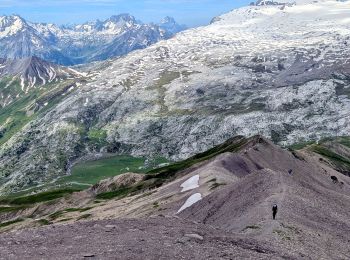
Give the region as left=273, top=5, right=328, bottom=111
left=90, top=172, right=145, bottom=194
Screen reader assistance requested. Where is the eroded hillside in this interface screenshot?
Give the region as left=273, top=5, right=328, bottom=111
left=0, top=135, right=349, bottom=259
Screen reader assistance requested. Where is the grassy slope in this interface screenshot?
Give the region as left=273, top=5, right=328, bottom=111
left=56, top=155, right=168, bottom=188
left=96, top=135, right=252, bottom=200
left=0, top=189, right=80, bottom=205
left=1, top=134, right=349, bottom=228
left=146, top=135, right=250, bottom=179
left=0, top=155, right=167, bottom=208
left=0, top=78, right=78, bottom=146
left=289, top=136, right=350, bottom=176
left=302, top=136, right=350, bottom=176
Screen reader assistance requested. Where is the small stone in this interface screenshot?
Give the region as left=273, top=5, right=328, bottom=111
left=105, top=225, right=116, bottom=229
left=184, top=233, right=204, bottom=241
left=83, top=254, right=95, bottom=258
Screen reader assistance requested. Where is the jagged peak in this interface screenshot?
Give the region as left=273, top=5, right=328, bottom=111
left=161, top=16, right=176, bottom=24
left=0, top=14, right=27, bottom=28
left=107, top=13, right=136, bottom=23
left=253, top=0, right=340, bottom=5
left=0, top=56, right=80, bottom=91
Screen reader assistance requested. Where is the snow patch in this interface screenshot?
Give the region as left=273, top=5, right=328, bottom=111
left=177, top=193, right=202, bottom=213
left=84, top=98, right=89, bottom=107
left=20, top=76, right=25, bottom=92
left=180, top=175, right=199, bottom=192
left=68, top=68, right=87, bottom=77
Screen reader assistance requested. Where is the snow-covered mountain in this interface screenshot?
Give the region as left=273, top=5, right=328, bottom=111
left=0, top=56, right=82, bottom=108
left=0, top=14, right=186, bottom=65
left=158, top=16, right=187, bottom=38
left=1, top=0, right=350, bottom=193
left=0, top=56, right=79, bottom=88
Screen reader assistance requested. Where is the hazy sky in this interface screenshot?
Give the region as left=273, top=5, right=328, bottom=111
left=0, top=0, right=252, bottom=27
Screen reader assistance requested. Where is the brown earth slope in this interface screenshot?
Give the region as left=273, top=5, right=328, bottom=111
left=0, top=136, right=349, bottom=259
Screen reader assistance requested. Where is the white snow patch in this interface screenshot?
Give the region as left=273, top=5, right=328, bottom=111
left=177, top=193, right=202, bottom=213
left=84, top=98, right=89, bottom=107
left=68, top=68, right=87, bottom=77
left=180, top=175, right=199, bottom=192
left=37, top=70, right=46, bottom=85
left=48, top=67, right=56, bottom=82
left=20, top=76, right=25, bottom=91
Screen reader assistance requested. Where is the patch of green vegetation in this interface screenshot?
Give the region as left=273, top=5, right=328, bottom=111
left=153, top=202, right=159, bottom=208
left=58, top=218, right=73, bottom=222
left=95, top=177, right=163, bottom=200
left=37, top=219, right=51, bottom=225
left=57, top=155, right=167, bottom=188
left=0, top=189, right=80, bottom=206
left=95, top=136, right=252, bottom=202
left=97, top=136, right=252, bottom=201
left=0, top=218, right=24, bottom=228
left=312, top=145, right=350, bottom=167
left=289, top=140, right=316, bottom=150
left=210, top=182, right=227, bottom=190
left=337, top=136, right=350, bottom=149
left=0, top=79, right=77, bottom=146
left=87, top=128, right=107, bottom=146
left=95, top=187, right=132, bottom=200
left=64, top=207, right=93, bottom=213
left=77, top=214, right=92, bottom=220
left=0, top=205, right=27, bottom=214
left=48, top=211, right=65, bottom=220
left=48, top=207, right=93, bottom=220
left=147, top=136, right=250, bottom=180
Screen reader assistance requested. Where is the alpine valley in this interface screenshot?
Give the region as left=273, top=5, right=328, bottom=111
left=1, top=1, right=350, bottom=259
left=0, top=0, right=350, bottom=196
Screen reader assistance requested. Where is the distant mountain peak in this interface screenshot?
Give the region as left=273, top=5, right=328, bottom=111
left=0, top=14, right=187, bottom=65
left=108, top=13, right=136, bottom=23
left=0, top=56, right=79, bottom=92
left=0, top=14, right=28, bottom=36
left=161, top=16, right=176, bottom=23
left=158, top=16, right=186, bottom=37
left=254, top=0, right=336, bottom=5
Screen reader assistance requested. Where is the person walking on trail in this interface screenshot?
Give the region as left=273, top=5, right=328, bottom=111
left=272, top=204, right=278, bottom=220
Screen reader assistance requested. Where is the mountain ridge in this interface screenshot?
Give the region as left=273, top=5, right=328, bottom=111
left=0, top=0, right=350, bottom=194
left=0, top=14, right=186, bottom=65
left=0, top=134, right=349, bottom=259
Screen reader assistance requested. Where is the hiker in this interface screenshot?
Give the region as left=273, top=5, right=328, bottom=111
left=272, top=204, right=278, bottom=220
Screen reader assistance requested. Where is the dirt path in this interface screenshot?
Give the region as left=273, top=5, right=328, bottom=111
left=255, top=169, right=287, bottom=238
